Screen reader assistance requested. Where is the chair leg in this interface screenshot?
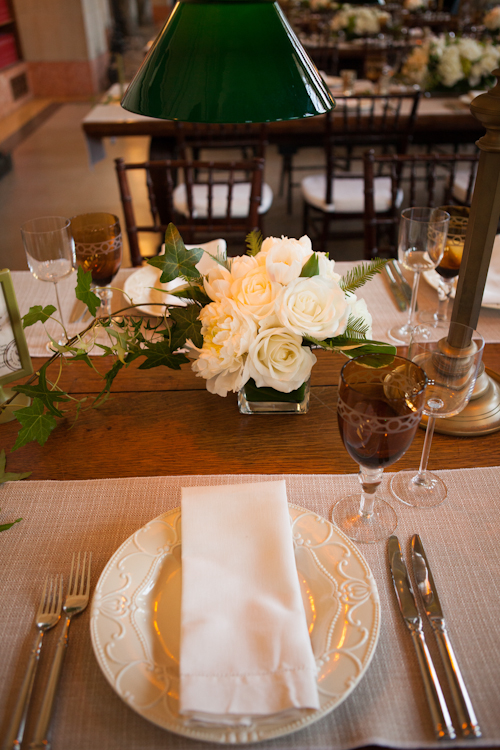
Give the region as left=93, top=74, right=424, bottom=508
left=320, top=213, right=330, bottom=253
left=303, top=200, right=310, bottom=237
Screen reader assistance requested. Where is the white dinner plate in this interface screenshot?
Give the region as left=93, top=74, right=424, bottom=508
left=90, top=504, right=380, bottom=744
left=423, top=269, right=500, bottom=310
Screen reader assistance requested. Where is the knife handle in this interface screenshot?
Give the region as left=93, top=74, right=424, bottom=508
left=410, top=627, right=456, bottom=740
left=431, top=624, right=482, bottom=738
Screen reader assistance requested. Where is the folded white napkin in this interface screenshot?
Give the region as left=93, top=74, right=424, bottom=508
left=179, top=481, right=319, bottom=723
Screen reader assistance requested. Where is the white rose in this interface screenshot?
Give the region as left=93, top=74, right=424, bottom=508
left=203, top=264, right=233, bottom=302
left=190, top=299, right=256, bottom=396
left=317, top=252, right=341, bottom=281
left=437, top=46, right=463, bottom=88
left=263, top=235, right=313, bottom=285
left=457, top=38, right=483, bottom=62
left=231, top=264, right=281, bottom=321
left=245, top=327, right=317, bottom=393
left=229, top=254, right=259, bottom=279
left=275, top=276, right=349, bottom=340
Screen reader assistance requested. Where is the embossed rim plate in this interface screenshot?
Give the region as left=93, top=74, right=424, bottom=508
left=423, top=270, right=500, bottom=310
left=90, top=504, right=380, bottom=744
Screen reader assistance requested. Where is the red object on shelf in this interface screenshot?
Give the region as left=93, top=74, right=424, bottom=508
left=0, top=32, right=18, bottom=69
left=0, top=0, right=12, bottom=24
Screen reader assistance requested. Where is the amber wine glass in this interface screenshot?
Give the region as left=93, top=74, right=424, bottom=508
left=418, top=206, right=469, bottom=330
left=333, top=354, right=427, bottom=543
left=71, top=213, right=122, bottom=317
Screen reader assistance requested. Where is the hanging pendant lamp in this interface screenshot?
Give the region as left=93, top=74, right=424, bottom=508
left=121, top=0, right=335, bottom=123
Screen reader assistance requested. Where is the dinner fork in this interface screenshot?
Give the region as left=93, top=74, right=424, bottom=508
left=29, top=552, right=92, bottom=750
left=3, top=576, right=63, bottom=750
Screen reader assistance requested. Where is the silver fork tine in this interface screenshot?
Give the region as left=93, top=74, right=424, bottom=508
left=3, top=577, right=62, bottom=750
left=30, top=554, right=92, bottom=750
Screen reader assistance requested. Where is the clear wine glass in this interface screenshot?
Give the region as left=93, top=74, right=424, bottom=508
left=389, top=207, right=450, bottom=345
left=333, top=353, right=428, bottom=543
left=390, top=322, right=485, bottom=508
left=21, top=216, right=76, bottom=347
left=418, top=206, right=469, bottom=331
left=70, top=213, right=123, bottom=317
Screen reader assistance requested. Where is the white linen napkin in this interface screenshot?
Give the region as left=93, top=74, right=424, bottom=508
left=179, top=480, right=319, bottom=723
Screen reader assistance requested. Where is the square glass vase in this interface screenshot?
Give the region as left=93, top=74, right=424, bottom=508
left=238, top=379, right=310, bottom=415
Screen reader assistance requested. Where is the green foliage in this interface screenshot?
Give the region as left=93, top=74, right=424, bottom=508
left=300, top=253, right=320, bottom=278
left=246, top=230, right=263, bottom=256
left=339, top=259, right=388, bottom=295
left=22, top=305, right=57, bottom=328
left=169, top=305, right=203, bottom=350
left=14, top=366, right=70, bottom=418
left=139, top=340, right=190, bottom=370
left=148, top=224, right=204, bottom=282
left=75, top=267, right=101, bottom=317
left=0, top=449, right=31, bottom=484
left=12, top=398, right=58, bottom=451
left=0, top=515, right=22, bottom=532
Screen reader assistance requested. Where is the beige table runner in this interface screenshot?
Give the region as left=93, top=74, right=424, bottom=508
left=10, top=266, right=500, bottom=358
left=1, top=469, right=499, bottom=750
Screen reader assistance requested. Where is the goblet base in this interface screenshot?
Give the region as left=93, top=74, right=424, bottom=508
left=388, top=323, right=434, bottom=344
left=416, top=310, right=449, bottom=329
left=332, top=494, right=397, bottom=543
left=390, top=469, right=447, bottom=508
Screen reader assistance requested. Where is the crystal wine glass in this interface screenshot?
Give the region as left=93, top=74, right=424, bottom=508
left=418, top=206, right=469, bottom=330
left=333, top=353, right=428, bottom=543
left=21, top=216, right=76, bottom=347
left=389, top=207, right=450, bottom=345
left=390, top=322, right=485, bottom=508
left=70, top=213, right=123, bottom=317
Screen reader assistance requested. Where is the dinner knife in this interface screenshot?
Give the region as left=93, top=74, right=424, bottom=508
left=411, top=534, right=482, bottom=739
left=383, top=264, right=407, bottom=312
left=389, top=259, right=414, bottom=306
left=388, top=535, right=456, bottom=741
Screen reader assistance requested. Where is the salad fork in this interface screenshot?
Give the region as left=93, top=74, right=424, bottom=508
left=3, top=576, right=63, bottom=750
left=29, top=552, right=92, bottom=750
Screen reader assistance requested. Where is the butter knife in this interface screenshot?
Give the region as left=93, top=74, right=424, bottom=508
left=388, top=535, right=456, bottom=741
left=383, top=264, right=407, bottom=312
left=389, top=259, right=413, bottom=305
left=411, top=535, right=482, bottom=739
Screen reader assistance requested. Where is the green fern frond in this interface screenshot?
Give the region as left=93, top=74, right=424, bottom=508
left=246, top=230, right=263, bottom=256
left=344, top=315, right=371, bottom=340
left=339, top=258, right=388, bottom=295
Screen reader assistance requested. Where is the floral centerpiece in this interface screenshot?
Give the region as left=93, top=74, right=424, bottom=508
left=400, top=34, right=500, bottom=93
left=330, top=4, right=391, bottom=39
left=403, top=0, right=429, bottom=12
left=6, top=226, right=394, bottom=447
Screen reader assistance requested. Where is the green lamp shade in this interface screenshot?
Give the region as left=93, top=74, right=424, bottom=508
left=121, top=0, right=335, bottom=123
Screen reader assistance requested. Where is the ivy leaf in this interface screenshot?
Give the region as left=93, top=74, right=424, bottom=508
left=246, top=230, right=263, bottom=256
left=339, top=259, right=388, bottom=295
left=0, top=450, right=31, bottom=483
left=0, top=514, right=22, bottom=532
left=300, top=253, right=320, bottom=278
left=12, top=399, right=58, bottom=451
left=138, top=340, right=190, bottom=370
left=22, top=305, right=57, bottom=328
left=147, top=224, right=203, bottom=282
left=170, top=305, right=203, bottom=350
left=75, top=266, right=101, bottom=317
left=169, top=285, right=211, bottom=306
left=13, top=367, right=70, bottom=418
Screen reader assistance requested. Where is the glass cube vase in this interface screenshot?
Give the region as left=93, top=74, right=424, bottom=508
left=238, top=379, right=310, bottom=415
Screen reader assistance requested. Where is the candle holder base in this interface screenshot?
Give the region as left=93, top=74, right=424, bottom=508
left=421, top=368, right=500, bottom=436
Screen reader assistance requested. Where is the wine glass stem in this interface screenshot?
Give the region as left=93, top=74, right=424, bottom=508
left=416, top=415, right=437, bottom=480
left=358, top=466, right=383, bottom=516
left=435, top=280, right=452, bottom=321
left=53, top=282, right=66, bottom=334
left=406, top=270, right=421, bottom=329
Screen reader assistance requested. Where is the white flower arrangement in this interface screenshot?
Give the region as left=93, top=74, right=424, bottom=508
left=484, top=5, right=500, bottom=31
left=330, top=4, right=391, bottom=39
left=400, top=34, right=500, bottom=92
left=177, top=232, right=392, bottom=398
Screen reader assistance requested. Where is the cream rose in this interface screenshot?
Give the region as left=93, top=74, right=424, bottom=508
left=203, top=264, right=233, bottom=302
left=262, top=235, right=313, bottom=285
left=275, top=276, right=349, bottom=340
left=244, top=327, right=317, bottom=393
left=231, top=265, right=281, bottom=321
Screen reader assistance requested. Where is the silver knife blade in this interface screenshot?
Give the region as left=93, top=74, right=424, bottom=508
left=383, top=265, right=407, bottom=312
left=388, top=535, right=456, bottom=741
left=390, top=259, right=413, bottom=304
left=411, top=535, right=482, bottom=739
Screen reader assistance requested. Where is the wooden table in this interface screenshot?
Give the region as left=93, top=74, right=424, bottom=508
left=3, top=346, right=499, bottom=481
